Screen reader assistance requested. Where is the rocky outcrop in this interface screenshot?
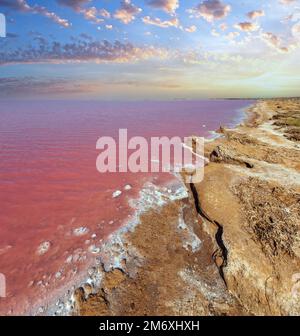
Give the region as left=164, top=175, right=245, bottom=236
left=210, top=145, right=254, bottom=168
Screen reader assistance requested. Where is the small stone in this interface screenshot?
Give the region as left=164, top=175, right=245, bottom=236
left=215, top=256, right=224, bottom=268
left=83, top=283, right=93, bottom=297
left=124, top=184, right=132, bottom=191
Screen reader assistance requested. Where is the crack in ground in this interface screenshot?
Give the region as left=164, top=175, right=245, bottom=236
left=189, top=183, right=228, bottom=286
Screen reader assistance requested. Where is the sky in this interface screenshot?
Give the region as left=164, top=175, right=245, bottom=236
left=0, top=0, right=300, bottom=100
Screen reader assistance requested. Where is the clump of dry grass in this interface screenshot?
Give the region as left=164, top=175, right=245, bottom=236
left=285, top=127, right=300, bottom=142
left=271, top=101, right=300, bottom=141
left=232, top=178, right=300, bottom=258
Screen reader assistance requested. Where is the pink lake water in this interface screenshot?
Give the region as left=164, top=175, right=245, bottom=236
left=0, top=100, right=253, bottom=315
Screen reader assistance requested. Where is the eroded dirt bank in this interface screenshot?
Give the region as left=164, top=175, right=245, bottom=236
left=197, top=98, right=300, bottom=315
left=70, top=181, right=245, bottom=316
left=56, top=98, right=300, bottom=316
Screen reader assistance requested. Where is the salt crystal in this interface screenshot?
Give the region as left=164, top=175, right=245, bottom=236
left=112, top=190, right=122, bottom=198
left=37, top=241, right=51, bottom=256
left=73, top=227, right=89, bottom=236
left=88, top=245, right=100, bottom=254
left=55, top=271, right=62, bottom=279
left=65, top=255, right=73, bottom=264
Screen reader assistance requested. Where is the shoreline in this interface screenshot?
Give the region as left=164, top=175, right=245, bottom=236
left=205, top=102, right=257, bottom=141
left=42, top=101, right=257, bottom=316
left=39, top=98, right=300, bottom=316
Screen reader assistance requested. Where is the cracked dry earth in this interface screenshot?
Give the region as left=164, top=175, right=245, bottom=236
left=71, top=98, right=300, bottom=316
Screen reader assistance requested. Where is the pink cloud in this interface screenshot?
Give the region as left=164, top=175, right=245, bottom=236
left=99, top=9, right=111, bottom=18
left=57, top=0, right=90, bottom=10
left=0, top=0, right=70, bottom=27
left=292, top=22, right=300, bottom=38
left=219, top=23, right=228, bottom=31
left=189, top=0, right=231, bottom=23
left=58, top=0, right=111, bottom=24
left=226, top=31, right=240, bottom=40
left=0, top=38, right=168, bottom=65
left=185, top=25, right=197, bottom=33
left=279, top=0, right=297, bottom=5
left=142, top=16, right=179, bottom=28
left=247, top=10, right=265, bottom=20
left=234, top=22, right=260, bottom=32
left=261, top=32, right=296, bottom=53
left=80, top=7, right=104, bottom=23
left=114, top=0, right=142, bottom=24
left=147, top=0, right=179, bottom=14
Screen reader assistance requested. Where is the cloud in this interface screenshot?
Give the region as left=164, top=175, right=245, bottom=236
left=292, top=22, right=300, bottom=39
left=189, top=0, right=231, bottom=23
left=142, top=16, right=179, bottom=28
left=147, top=0, right=179, bottom=14
left=0, top=37, right=168, bottom=65
left=211, top=29, right=220, bottom=37
left=57, top=0, right=90, bottom=10
left=81, top=7, right=104, bottom=23
left=261, top=32, right=296, bottom=52
left=234, top=22, right=260, bottom=32
left=247, top=10, right=265, bottom=20
left=219, top=23, right=228, bottom=31
left=114, top=0, right=142, bottom=24
left=0, top=76, right=86, bottom=97
left=279, top=0, right=297, bottom=5
left=34, top=6, right=70, bottom=27
left=99, top=9, right=111, bottom=18
left=226, top=31, right=240, bottom=40
left=0, top=0, right=29, bottom=10
left=283, top=10, right=300, bottom=22
left=185, top=25, right=197, bottom=33
left=0, top=0, right=70, bottom=27
left=57, top=0, right=111, bottom=23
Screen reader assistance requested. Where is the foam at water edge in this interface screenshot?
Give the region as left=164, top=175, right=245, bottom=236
left=44, top=178, right=189, bottom=316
